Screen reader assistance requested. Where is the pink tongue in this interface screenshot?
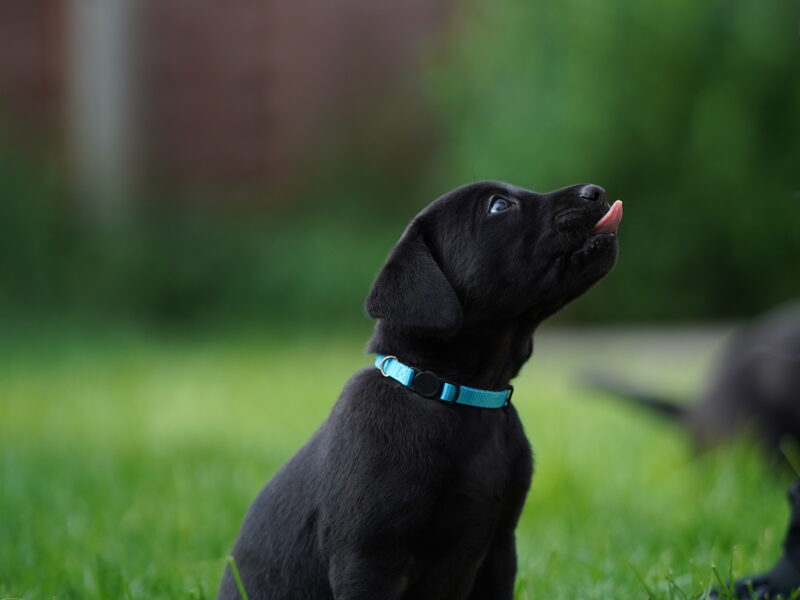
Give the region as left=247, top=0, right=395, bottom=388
left=592, top=200, right=623, bottom=234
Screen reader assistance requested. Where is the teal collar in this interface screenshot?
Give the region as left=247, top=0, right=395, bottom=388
left=375, top=354, right=513, bottom=409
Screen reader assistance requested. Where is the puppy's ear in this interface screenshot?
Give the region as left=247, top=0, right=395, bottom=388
left=365, top=223, right=462, bottom=333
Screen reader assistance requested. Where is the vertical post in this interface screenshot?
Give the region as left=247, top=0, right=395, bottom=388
left=67, top=0, right=135, bottom=227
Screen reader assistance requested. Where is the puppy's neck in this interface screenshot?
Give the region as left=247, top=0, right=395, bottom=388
left=367, top=319, right=537, bottom=390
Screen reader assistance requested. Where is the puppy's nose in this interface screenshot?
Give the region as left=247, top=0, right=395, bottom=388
left=578, top=184, right=605, bottom=202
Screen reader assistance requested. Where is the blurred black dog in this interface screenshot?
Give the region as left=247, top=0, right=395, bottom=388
left=217, top=182, right=622, bottom=600
left=583, top=302, right=800, bottom=456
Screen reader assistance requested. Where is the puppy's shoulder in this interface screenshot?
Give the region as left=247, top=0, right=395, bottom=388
left=325, top=367, right=455, bottom=444
left=334, top=367, right=449, bottom=416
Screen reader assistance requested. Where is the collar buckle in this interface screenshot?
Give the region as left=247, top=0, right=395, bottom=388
left=411, top=370, right=444, bottom=399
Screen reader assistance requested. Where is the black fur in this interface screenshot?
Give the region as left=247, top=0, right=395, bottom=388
left=217, top=181, right=620, bottom=600
left=582, top=302, right=800, bottom=455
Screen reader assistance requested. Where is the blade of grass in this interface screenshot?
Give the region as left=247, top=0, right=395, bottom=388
left=227, top=556, right=250, bottom=600
left=744, top=579, right=757, bottom=600
left=781, top=439, right=800, bottom=477
left=665, top=572, right=689, bottom=600
left=711, top=563, right=733, bottom=599
left=631, top=564, right=658, bottom=600
left=700, top=582, right=714, bottom=600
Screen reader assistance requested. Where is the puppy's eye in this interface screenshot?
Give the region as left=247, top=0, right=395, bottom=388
left=488, top=196, right=512, bottom=214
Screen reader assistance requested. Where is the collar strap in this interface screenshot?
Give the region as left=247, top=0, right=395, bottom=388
left=375, top=354, right=513, bottom=409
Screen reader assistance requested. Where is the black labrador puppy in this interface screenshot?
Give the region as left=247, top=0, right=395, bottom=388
left=217, top=181, right=623, bottom=600
left=583, top=302, right=800, bottom=457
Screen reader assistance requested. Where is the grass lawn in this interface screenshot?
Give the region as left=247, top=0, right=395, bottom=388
left=0, top=325, right=794, bottom=599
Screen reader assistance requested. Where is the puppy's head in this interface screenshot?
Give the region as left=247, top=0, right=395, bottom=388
left=366, top=181, right=621, bottom=335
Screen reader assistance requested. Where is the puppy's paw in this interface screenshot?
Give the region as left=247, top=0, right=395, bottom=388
left=709, top=575, right=789, bottom=600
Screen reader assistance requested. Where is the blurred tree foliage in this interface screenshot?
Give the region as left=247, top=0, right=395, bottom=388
left=1, top=0, right=799, bottom=328
left=427, top=0, right=800, bottom=320
left=0, top=132, right=394, bottom=330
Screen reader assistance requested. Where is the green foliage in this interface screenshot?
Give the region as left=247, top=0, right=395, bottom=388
left=428, top=0, right=800, bottom=320
left=0, top=140, right=65, bottom=313
left=2, top=0, right=799, bottom=326
left=0, top=145, right=398, bottom=327
left=0, top=330, right=794, bottom=598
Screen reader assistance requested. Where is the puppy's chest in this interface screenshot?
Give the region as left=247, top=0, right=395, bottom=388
left=447, top=414, right=532, bottom=505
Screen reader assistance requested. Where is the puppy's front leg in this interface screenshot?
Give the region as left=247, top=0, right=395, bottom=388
left=328, top=552, right=411, bottom=600
left=465, top=531, right=517, bottom=600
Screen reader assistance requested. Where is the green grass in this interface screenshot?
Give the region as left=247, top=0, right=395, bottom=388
left=0, top=327, right=794, bottom=599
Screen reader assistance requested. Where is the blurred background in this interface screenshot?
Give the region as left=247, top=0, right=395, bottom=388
left=1, top=0, right=798, bottom=332
left=2, top=1, right=800, bottom=598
